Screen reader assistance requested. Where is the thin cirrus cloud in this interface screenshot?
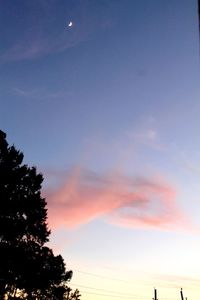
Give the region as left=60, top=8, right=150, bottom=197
left=12, top=87, right=72, bottom=101
left=0, top=28, right=88, bottom=62
left=45, top=167, right=193, bottom=232
left=0, top=0, right=112, bottom=62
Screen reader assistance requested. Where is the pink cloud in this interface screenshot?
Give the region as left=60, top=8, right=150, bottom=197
left=45, top=168, right=192, bottom=231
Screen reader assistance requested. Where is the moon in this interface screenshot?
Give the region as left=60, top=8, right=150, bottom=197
left=68, top=21, right=73, bottom=27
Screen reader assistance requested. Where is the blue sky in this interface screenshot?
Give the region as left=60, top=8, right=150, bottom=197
left=1, top=1, right=200, bottom=299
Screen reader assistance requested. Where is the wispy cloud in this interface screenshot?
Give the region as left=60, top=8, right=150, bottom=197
left=1, top=27, right=88, bottom=62
left=82, top=124, right=163, bottom=170
left=128, top=129, right=157, bottom=142
left=12, top=87, right=72, bottom=101
left=125, top=128, right=166, bottom=151
left=45, top=167, right=194, bottom=232
left=0, top=0, right=113, bottom=62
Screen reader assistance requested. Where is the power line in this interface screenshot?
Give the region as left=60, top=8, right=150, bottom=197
left=70, top=283, right=148, bottom=298
left=73, top=268, right=198, bottom=299
left=73, top=269, right=169, bottom=288
left=73, top=269, right=142, bottom=286
left=79, top=290, right=179, bottom=300
left=73, top=269, right=194, bottom=290
left=71, top=273, right=186, bottom=300
left=78, top=290, right=145, bottom=299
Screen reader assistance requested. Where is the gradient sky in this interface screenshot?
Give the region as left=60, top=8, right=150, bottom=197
left=1, top=1, right=200, bottom=300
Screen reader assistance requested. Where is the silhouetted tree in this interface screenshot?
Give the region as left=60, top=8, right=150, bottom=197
left=68, top=289, right=81, bottom=300
left=0, top=130, right=74, bottom=300
left=53, top=286, right=81, bottom=300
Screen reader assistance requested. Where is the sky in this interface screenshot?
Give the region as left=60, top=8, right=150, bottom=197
left=0, top=0, right=200, bottom=299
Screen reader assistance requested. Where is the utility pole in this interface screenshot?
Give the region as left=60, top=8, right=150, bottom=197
left=153, top=288, right=158, bottom=300
left=180, top=288, right=184, bottom=300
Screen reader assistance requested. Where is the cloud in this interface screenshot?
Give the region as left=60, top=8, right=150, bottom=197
left=12, top=87, right=72, bottom=101
left=126, top=128, right=166, bottom=151
left=0, top=1, right=87, bottom=62
left=1, top=28, right=87, bottom=62
left=0, top=0, right=113, bottom=62
left=132, top=129, right=157, bottom=142
left=45, top=167, right=192, bottom=232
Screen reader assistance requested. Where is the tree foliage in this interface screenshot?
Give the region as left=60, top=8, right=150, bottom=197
left=0, top=130, right=76, bottom=300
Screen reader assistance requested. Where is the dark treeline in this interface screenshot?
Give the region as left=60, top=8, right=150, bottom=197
left=0, top=130, right=81, bottom=300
